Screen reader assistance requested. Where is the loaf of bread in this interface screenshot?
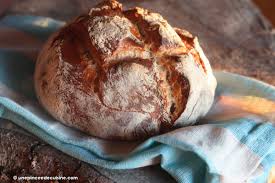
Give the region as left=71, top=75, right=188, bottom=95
left=34, top=0, right=217, bottom=140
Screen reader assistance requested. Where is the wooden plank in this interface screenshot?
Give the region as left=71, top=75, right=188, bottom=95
left=253, top=0, right=275, bottom=26
left=0, top=118, right=175, bottom=182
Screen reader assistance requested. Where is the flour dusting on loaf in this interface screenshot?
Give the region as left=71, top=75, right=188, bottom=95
left=88, top=15, right=142, bottom=55
left=135, top=7, right=184, bottom=50
left=34, top=0, right=217, bottom=140
left=102, top=63, right=160, bottom=113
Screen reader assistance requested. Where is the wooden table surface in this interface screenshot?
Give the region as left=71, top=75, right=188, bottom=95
left=0, top=0, right=274, bottom=182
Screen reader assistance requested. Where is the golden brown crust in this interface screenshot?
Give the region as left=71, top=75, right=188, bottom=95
left=174, top=28, right=207, bottom=72
left=34, top=0, right=216, bottom=140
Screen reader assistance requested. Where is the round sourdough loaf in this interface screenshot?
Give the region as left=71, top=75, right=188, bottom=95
left=34, top=0, right=217, bottom=140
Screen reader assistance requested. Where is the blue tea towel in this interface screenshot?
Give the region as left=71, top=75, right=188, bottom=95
left=0, top=15, right=274, bottom=183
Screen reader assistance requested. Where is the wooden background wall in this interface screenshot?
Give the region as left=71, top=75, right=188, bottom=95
left=253, top=0, right=275, bottom=26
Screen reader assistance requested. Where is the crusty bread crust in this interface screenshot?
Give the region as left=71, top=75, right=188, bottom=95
left=34, top=0, right=216, bottom=140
